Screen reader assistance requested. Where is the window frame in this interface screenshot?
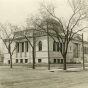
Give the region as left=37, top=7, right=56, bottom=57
left=39, top=41, right=42, bottom=51
left=25, top=59, right=28, bottom=63
left=20, top=59, right=23, bottom=63
left=16, top=59, right=18, bottom=63
left=22, top=42, right=24, bottom=52
left=38, top=59, right=42, bottom=63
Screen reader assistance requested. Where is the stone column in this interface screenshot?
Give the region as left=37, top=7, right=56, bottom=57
left=24, top=42, right=26, bottom=57
left=16, top=42, right=17, bottom=58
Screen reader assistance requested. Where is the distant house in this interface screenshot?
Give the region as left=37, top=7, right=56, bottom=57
left=3, top=19, right=88, bottom=65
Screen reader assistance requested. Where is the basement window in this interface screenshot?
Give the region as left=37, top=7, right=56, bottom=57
left=57, top=59, right=60, bottom=63
left=8, top=60, right=10, bottom=64
left=54, top=59, right=56, bottom=63
left=38, top=59, right=42, bottom=63
left=61, top=59, right=63, bottom=63
left=25, top=59, right=28, bottom=63
left=20, top=59, right=23, bottom=63
left=16, top=59, right=18, bottom=63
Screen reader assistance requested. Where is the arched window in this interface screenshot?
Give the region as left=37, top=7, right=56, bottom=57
left=53, top=41, right=56, bottom=51
left=39, top=41, right=42, bottom=51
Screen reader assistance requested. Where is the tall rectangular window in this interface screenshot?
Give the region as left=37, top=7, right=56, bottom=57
left=57, top=42, right=59, bottom=51
left=22, top=42, right=24, bottom=52
left=39, top=41, right=42, bottom=51
left=60, top=43, right=62, bottom=53
left=73, top=43, right=78, bottom=58
left=84, top=47, right=88, bottom=54
left=16, top=42, right=19, bottom=52
left=53, top=41, right=56, bottom=51
left=26, top=42, right=28, bottom=52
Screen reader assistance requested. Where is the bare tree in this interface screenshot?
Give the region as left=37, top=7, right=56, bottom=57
left=0, top=23, right=18, bottom=68
left=18, top=27, right=41, bottom=69
left=27, top=0, right=88, bottom=70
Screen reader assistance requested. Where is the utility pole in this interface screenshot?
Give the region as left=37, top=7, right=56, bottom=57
left=32, top=30, right=35, bottom=69
left=47, top=21, right=50, bottom=70
left=82, top=33, right=85, bottom=70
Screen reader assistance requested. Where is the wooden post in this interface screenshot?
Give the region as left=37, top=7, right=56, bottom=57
left=82, top=33, right=85, bottom=70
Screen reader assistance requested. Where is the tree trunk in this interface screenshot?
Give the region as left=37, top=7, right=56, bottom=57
left=63, top=55, right=66, bottom=70
left=10, top=54, right=12, bottom=68
left=32, top=47, right=35, bottom=69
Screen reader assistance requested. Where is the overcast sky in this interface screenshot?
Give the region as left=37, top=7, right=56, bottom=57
left=0, top=0, right=70, bottom=26
left=0, top=0, right=73, bottom=50
left=0, top=0, right=88, bottom=51
left=0, top=0, right=88, bottom=40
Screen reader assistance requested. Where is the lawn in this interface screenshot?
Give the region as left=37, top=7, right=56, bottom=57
left=0, top=66, right=88, bottom=88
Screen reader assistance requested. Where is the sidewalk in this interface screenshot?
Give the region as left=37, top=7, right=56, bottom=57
left=49, top=67, right=88, bottom=72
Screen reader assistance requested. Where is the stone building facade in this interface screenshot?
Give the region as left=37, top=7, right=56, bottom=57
left=3, top=29, right=88, bottom=64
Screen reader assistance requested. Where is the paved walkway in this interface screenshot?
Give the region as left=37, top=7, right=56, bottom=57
left=49, top=67, right=88, bottom=72
left=49, top=67, right=88, bottom=88
left=70, top=83, right=88, bottom=88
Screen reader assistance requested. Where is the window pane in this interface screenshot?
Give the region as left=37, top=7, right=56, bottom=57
left=39, top=41, right=42, bottom=51
left=16, top=59, right=18, bottom=63
left=53, top=41, right=56, bottom=51
left=57, top=59, right=60, bottom=63
left=22, top=42, right=24, bottom=52
left=20, top=59, right=23, bottom=63
left=25, top=59, right=28, bottom=63
left=57, top=42, right=59, bottom=51
left=60, top=43, right=62, bottom=53
left=16, top=42, right=19, bottom=52
left=38, top=59, right=42, bottom=63
left=61, top=59, right=63, bottom=63
left=8, top=60, right=10, bottom=64
left=54, top=59, right=56, bottom=63
left=26, top=42, right=28, bottom=52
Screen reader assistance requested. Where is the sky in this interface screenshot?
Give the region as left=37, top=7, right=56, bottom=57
left=0, top=0, right=70, bottom=26
left=0, top=0, right=72, bottom=50
left=0, top=0, right=88, bottom=40
left=0, top=0, right=88, bottom=51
